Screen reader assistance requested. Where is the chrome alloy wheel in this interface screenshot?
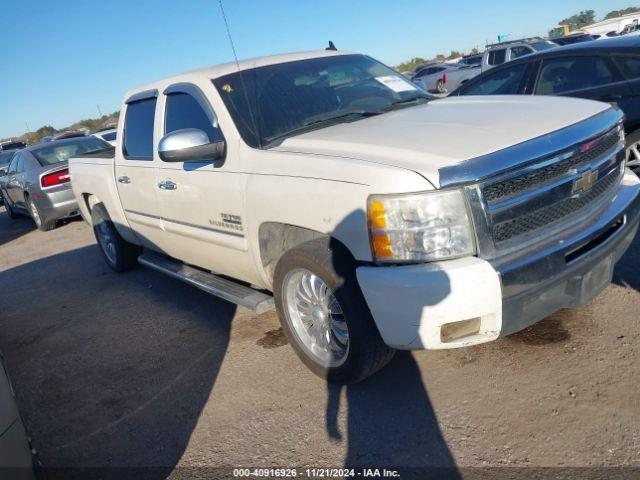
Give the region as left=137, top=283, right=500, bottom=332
left=282, top=268, right=350, bottom=367
left=627, top=140, right=640, bottom=168
left=96, top=221, right=117, bottom=265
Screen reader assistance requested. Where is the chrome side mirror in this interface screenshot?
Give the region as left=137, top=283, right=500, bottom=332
left=158, top=128, right=225, bottom=162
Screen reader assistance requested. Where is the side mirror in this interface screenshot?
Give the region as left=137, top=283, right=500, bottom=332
left=158, top=128, right=225, bottom=162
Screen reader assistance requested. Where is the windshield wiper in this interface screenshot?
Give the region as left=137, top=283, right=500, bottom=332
left=265, top=110, right=381, bottom=146
left=382, top=95, right=432, bottom=111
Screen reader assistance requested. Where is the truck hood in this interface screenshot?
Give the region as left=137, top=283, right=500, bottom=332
left=272, top=96, right=611, bottom=187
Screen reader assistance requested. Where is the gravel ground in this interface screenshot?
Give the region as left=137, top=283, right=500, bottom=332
left=0, top=206, right=638, bottom=479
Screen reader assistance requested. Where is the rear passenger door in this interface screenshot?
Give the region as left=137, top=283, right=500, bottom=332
left=155, top=83, right=248, bottom=279
left=3, top=154, right=21, bottom=205
left=534, top=55, right=631, bottom=107
left=114, top=91, right=165, bottom=250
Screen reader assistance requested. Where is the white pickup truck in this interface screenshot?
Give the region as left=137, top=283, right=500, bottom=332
left=69, top=50, right=639, bottom=383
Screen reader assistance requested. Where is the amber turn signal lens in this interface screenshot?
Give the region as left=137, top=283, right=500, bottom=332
left=368, top=200, right=387, bottom=230
left=371, top=233, right=393, bottom=259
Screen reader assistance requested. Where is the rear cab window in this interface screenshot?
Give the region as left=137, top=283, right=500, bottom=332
left=488, top=49, right=507, bottom=66
left=123, top=96, right=157, bottom=160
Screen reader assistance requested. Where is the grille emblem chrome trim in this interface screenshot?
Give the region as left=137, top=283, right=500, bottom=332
left=572, top=169, right=599, bottom=194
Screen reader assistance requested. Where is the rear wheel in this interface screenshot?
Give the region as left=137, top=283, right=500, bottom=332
left=274, top=238, right=395, bottom=384
left=27, top=196, right=56, bottom=231
left=91, top=203, right=141, bottom=272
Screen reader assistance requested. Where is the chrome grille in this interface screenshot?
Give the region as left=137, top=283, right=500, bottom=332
left=492, top=167, right=620, bottom=243
left=483, top=127, right=620, bottom=204
left=480, top=125, right=624, bottom=246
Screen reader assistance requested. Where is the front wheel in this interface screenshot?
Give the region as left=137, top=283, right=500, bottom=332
left=91, top=203, right=141, bottom=272
left=625, top=129, right=640, bottom=170
left=273, top=238, right=395, bottom=384
left=4, top=196, right=19, bottom=219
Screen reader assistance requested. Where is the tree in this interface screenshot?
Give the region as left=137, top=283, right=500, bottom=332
left=549, top=9, right=596, bottom=37
left=470, top=47, right=479, bottom=55
left=605, top=7, right=640, bottom=19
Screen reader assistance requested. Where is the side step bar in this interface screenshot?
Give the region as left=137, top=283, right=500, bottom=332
left=138, top=252, right=275, bottom=314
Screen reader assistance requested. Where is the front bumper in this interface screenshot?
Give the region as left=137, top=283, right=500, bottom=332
left=357, top=170, right=640, bottom=350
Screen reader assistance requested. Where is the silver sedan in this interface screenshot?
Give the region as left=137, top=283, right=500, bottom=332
left=0, top=136, right=112, bottom=231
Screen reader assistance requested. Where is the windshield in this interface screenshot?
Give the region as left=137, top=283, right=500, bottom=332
left=213, top=54, right=429, bottom=147
left=0, top=151, right=14, bottom=167
left=30, top=137, right=111, bottom=165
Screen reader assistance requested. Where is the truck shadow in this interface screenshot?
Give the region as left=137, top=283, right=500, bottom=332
left=326, top=213, right=460, bottom=477
left=0, top=244, right=234, bottom=478
left=0, top=206, right=35, bottom=246
left=612, top=226, right=640, bottom=292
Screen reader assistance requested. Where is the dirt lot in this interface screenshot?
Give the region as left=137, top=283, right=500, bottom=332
left=0, top=206, right=638, bottom=479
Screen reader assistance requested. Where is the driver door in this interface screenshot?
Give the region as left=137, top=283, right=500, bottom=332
left=154, top=83, right=249, bottom=280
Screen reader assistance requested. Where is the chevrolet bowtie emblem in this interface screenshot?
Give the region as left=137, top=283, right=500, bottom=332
left=572, top=169, right=598, bottom=194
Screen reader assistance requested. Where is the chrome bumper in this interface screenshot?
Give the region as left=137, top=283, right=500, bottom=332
left=497, top=170, right=640, bottom=336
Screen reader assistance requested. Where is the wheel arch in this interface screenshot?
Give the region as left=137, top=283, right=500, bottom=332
left=258, top=222, right=356, bottom=288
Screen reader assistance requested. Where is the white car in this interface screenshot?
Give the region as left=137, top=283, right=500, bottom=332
left=92, top=128, right=117, bottom=146
left=69, top=50, right=639, bottom=383
left=413, top=62, right=481, bottom=93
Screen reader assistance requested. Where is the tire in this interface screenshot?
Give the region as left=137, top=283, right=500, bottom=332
left=91, top=203, right=141, bottom=272
left=625, top=129, right=640, bottom=170
left=273, top=238, right=395, bottom=384
left=27, top=196, right=56, bottom=231
left=4, top=195, right=19, bottom=219
left=436, top=79, right=448, bottom=94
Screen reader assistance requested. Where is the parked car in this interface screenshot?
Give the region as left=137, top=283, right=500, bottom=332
left=92, top=128, right=117, bottom=146
left=413, top=62, right=480, bottom=93
left=0, top=151, right=16, bottom=205
left=69, top=50, right=638, bottom=383
left=40, top=136, right=54, bottom=143
left=52, top=130, right=85, bottom=141
left=0, top=352, right=38, bottom=480
left=0, top=140, right=26, bottom=151
left=481, top=37, right=556, bottom=72
left=551, top=33, right=598, bottom=46
left=451, top=36, right=640, bottom=168
left=0, top=136, right=112, bottom=230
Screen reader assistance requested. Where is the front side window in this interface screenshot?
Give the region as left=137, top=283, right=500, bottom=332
left=213, top=54, right=429, bottom=147
left=165, top=92, right=222, bottom=142
left=459, top=64, right=527, bottom=95
left=31, top=137, right=111, bottom=166
left=123, top=98, right=157, bottom=160
left=510, top=46, right=533, bottom=60
left=488, top=49, right=507, bottom=66
left=535, top=56, right=619, bottom=95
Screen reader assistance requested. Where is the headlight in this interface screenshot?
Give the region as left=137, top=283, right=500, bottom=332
left=367, top=189, right=476, bottom=262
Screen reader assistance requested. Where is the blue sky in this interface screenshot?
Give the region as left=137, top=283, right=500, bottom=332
left=0, top=0, right=633, bottom=137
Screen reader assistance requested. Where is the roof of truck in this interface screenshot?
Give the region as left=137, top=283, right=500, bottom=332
left=125, top=50, right=356, bottom=99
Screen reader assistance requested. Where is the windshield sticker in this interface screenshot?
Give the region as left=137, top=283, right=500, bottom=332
left=374, top=75, right=417, bottom=92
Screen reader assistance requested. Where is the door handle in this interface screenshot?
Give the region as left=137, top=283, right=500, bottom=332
left=158, top=180, right=177, bottom=190
left=117, top=175, right=131, bottom=184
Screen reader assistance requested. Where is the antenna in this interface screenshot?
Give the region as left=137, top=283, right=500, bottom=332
left=326, top=41, right=337, bottom=51
left=218, top=0, right=261, bottom=147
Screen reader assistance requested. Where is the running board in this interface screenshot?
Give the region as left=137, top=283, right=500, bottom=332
left=138, top=252, right=275, bottom=314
